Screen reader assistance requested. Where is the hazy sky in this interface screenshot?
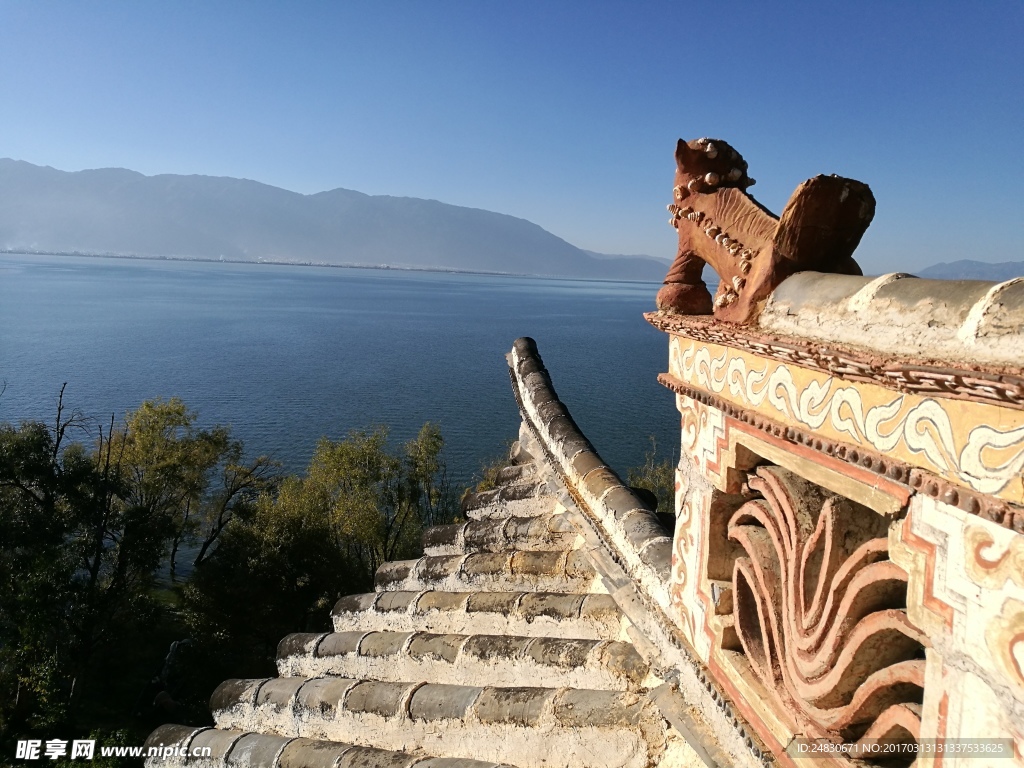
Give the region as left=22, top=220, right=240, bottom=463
left=2, top=2, right=1021, bottom=273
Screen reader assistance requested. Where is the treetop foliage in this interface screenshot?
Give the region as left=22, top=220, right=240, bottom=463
left=1, top=393, right=454, bottom=750
left=626, top=436, right=677, bottom=519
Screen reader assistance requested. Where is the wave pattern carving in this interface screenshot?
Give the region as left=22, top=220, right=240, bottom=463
left=728, top=466, right=925, bottom=749
left=677, top=342, right=1024, bottom=497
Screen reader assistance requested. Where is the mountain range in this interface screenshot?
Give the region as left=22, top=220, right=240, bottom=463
left=0, top=159, right=670, bottom=281
left=4, top=159, right=1021, bottom=285
left=915, top=260, right=1024, bottom=282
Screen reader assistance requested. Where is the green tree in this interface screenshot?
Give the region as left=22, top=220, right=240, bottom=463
left=190, top=438, right=279, bottom=569
left=0, top=392, right=273, bottom=746
left=181, top=423, right=456, bottom=682
left=470, top=438, right=517, bottom=493
left=305, top=424, right=453, bottom=579
left=108, top=398, right=276, bottom=581
left=181, top=479, right=356, bottom=678
left=627, top=436, right=677, bottom=517
left=0, top=389, right=162, bottom=741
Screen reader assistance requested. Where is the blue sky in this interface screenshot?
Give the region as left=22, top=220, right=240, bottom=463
left=1, top=1, right=1021, bottom=273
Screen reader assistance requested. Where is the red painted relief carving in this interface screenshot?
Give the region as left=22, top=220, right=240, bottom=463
left=965, top=525, right=1024, bottom=589
left=656, top=138, right=875, bottom=324
left=987, top=599, right=1024, bottom=698
left=899, top=512, right=957, bottom=631
left=679, top=397, right=704, bottom=460
left=724, top=466, right=926, bottom=747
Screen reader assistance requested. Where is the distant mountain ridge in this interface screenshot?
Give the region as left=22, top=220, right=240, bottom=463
left=0, top=159, right=666, bottom=281
left=916, top=260, right=1024, bottom=282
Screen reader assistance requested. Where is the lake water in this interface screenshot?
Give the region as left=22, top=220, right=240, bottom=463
left=0, top=254, right=679, bottom=487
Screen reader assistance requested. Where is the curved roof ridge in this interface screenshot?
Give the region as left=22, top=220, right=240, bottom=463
left=759, top=271, right=1024, bottom=371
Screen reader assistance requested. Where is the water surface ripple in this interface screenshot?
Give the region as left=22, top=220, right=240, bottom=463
left=0, top=254, right=678, bottom=486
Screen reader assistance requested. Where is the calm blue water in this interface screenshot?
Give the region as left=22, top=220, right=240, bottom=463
left=0, top=254, right=678, bottom=487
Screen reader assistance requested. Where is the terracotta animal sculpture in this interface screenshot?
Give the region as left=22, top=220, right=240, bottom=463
left=656, top=138, right=875, bottom=324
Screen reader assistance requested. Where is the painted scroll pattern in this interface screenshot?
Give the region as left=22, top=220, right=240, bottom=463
left=670, top=479, right=701, bottom=649
left=671, top=393, right=718, bottom=657
left=728, top=466, right=926, bottom=749
left=673, top=339, right=1024, bottom=501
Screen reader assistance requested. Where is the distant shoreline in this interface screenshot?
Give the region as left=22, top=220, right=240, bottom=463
left=0, top=249, right=665, bottom=286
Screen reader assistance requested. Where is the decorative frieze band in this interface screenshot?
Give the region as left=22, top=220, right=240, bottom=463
left=646, top=311, right=1024, bottom=411
left=663, top=335, right=1024, bottom=510
left=658, top=373, right=1022, bottom=532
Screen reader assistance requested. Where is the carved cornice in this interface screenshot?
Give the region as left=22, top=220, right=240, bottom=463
left=658, top=372, right=1023, bottom=533
left=647, top=311, right=1024, bottom=411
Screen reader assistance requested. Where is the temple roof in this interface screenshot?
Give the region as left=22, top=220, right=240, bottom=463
left=144, top=339, right=755, bottom=768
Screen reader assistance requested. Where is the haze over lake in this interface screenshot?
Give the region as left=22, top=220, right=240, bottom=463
left=0, top=254, right=678, bottom=486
